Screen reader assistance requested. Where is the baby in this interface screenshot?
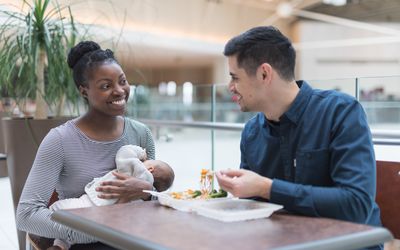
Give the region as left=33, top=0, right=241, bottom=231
left=85, top=144, right=152, bottom=206
left=50, top=145, right=174, bottom=249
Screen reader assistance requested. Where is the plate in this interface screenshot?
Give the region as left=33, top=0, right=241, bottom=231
left=143, top=190, right=230, bottom=212
left=194, top=199, right=283, bottom=222
left=143, top=190, right=283, bottom=221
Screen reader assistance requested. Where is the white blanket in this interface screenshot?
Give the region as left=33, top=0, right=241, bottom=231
left=85, top=145, right=154, bottom=206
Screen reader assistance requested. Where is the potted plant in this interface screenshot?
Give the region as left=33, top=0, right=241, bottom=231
left=0, top=1, right=84, bottom=248
left=0, top=0, right=81, bottom=117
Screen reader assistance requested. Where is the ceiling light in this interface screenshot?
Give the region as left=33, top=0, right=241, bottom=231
left=276, top=2, right=293, bottom=18
left=323, top=0, right=347, bottom=6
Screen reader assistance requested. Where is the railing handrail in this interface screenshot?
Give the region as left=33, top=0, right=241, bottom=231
left=370, top=129, right=400, bottom=139
left=138, top=119, right=400, bottom=146
left=139, top=119, right=244, bottom=131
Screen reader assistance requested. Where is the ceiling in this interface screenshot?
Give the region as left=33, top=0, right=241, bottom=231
left=66, top=0, right=314, bottom=68
left=307, top=0, right=400, bottom=22
left=1, top=0, right=400, bottom=69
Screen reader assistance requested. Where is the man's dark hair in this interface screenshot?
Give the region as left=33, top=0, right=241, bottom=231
left=223, top=26, right=296, bottom=81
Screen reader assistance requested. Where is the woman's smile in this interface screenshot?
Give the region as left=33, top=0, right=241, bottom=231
left=109, top=97, right=127, bottom=110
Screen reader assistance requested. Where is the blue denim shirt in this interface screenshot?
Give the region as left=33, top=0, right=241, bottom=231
left=240, top=81, right=381, bottom=227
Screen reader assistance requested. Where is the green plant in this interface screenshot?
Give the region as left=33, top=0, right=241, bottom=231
left=0, top=0, right=82, bottom=118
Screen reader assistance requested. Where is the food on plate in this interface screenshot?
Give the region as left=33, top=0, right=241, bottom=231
left=170, top=188, right=227, bottom=200
left=209, top=189, right=228, bottom=198
left=200, top=168, right=213, bottom=194
left=169, top=169, right=227, bottom=200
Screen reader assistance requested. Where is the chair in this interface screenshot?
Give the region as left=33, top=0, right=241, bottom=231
left=26, top=233, right=53, bottom=250
left=376, top=161, right=400, bottom=239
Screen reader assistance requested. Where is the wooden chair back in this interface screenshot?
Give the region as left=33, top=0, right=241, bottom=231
left=376, top=160, right=400, bottom=239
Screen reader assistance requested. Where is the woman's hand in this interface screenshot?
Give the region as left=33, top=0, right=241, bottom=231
left=96, top=171, right=152, bottom=203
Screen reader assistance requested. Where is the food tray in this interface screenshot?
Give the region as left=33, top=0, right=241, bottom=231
left=143, top=190, right=229, bottom=212
left=194, top=198, right=283, bottom=222
left=144, top=190, right=283, bottom=221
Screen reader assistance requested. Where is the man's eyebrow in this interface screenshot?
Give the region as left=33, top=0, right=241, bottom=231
left=229, top=72, right=237, bottom=77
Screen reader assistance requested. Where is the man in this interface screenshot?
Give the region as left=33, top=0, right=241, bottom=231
left=216, top=26, right=381, bottom=228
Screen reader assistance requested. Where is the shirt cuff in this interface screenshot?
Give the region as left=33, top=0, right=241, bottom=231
left=270, top=179, right=296, bottom=208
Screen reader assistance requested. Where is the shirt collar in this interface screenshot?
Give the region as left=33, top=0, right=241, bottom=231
left=261, top=115, right=279, bottom=129
left=281, top=80, right=312, bottom=125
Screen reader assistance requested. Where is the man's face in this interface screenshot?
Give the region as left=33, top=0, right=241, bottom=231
left=227, top=56, right=260, bottom=112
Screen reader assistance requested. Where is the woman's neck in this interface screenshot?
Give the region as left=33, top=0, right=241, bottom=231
left=76, top=113, right=125, bottom=141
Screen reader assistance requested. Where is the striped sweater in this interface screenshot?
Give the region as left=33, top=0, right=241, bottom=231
left=16, top=117, right=155, bottom=244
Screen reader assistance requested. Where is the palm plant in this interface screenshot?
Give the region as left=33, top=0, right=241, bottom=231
left=0, top=0, right=82, bottom=118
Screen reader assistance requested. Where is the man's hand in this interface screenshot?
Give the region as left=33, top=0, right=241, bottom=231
left=96, top=171, right=152, bottom=203
left=215, top=169, right=273, bottom=199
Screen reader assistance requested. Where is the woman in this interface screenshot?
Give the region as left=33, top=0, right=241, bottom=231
left=16, top=41, right=155, bottom=249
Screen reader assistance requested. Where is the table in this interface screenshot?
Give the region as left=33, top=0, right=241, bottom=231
left=52, top=201, right=392, bottom=250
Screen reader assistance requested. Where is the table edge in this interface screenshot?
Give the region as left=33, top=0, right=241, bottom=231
left=52, top=210, right=170, bottom=250
left=273, top=227, right=393, bottom=250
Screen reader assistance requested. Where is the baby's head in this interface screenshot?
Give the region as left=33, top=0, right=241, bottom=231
left=144, top=160, right=174, bottom=192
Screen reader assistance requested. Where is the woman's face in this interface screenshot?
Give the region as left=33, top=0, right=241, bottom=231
left=81, top=62, right=130, bottom=117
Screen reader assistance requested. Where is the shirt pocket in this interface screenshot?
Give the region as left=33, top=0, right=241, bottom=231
left=295, top=148, right=331, bottom=185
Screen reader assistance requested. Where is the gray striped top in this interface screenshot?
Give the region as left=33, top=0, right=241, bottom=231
left=16, top=117, right=155, bottom=244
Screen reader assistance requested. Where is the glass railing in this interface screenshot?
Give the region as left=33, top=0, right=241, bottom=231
left=128, top=84, right=214, bottom=122
left=358, top=76, right=400, bottom=129
left=307, top=78, right=357, bottom=97
left=128, top=76, right=400, bottom=191
left=129, top=76, right=400, bottom=128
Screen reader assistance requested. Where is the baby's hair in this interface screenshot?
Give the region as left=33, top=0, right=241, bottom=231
left=67, top=41, right=119, bottom=88
left=153, top=161, right=175, bottom=192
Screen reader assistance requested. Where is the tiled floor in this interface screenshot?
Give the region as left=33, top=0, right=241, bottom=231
left=0, top=177, right=19, bottom=250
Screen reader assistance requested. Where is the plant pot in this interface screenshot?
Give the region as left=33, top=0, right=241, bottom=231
left=0, top=112, right=7, bottom=177
left=2, top=117, right=71, bottom=250
left=0, top=157, right=7, bottom=177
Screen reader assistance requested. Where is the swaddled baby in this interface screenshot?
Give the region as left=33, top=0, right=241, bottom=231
left=85, top=144, right=154, bottom=206
left=50, top=145, right=154, bottom=210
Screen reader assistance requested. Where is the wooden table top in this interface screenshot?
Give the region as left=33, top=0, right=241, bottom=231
left=52, top=200, right=392, bottom=250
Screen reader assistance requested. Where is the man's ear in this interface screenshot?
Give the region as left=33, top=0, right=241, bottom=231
left=259, top=63, right=273, bottom=83
left=79, top=85, right=88, bottom=99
